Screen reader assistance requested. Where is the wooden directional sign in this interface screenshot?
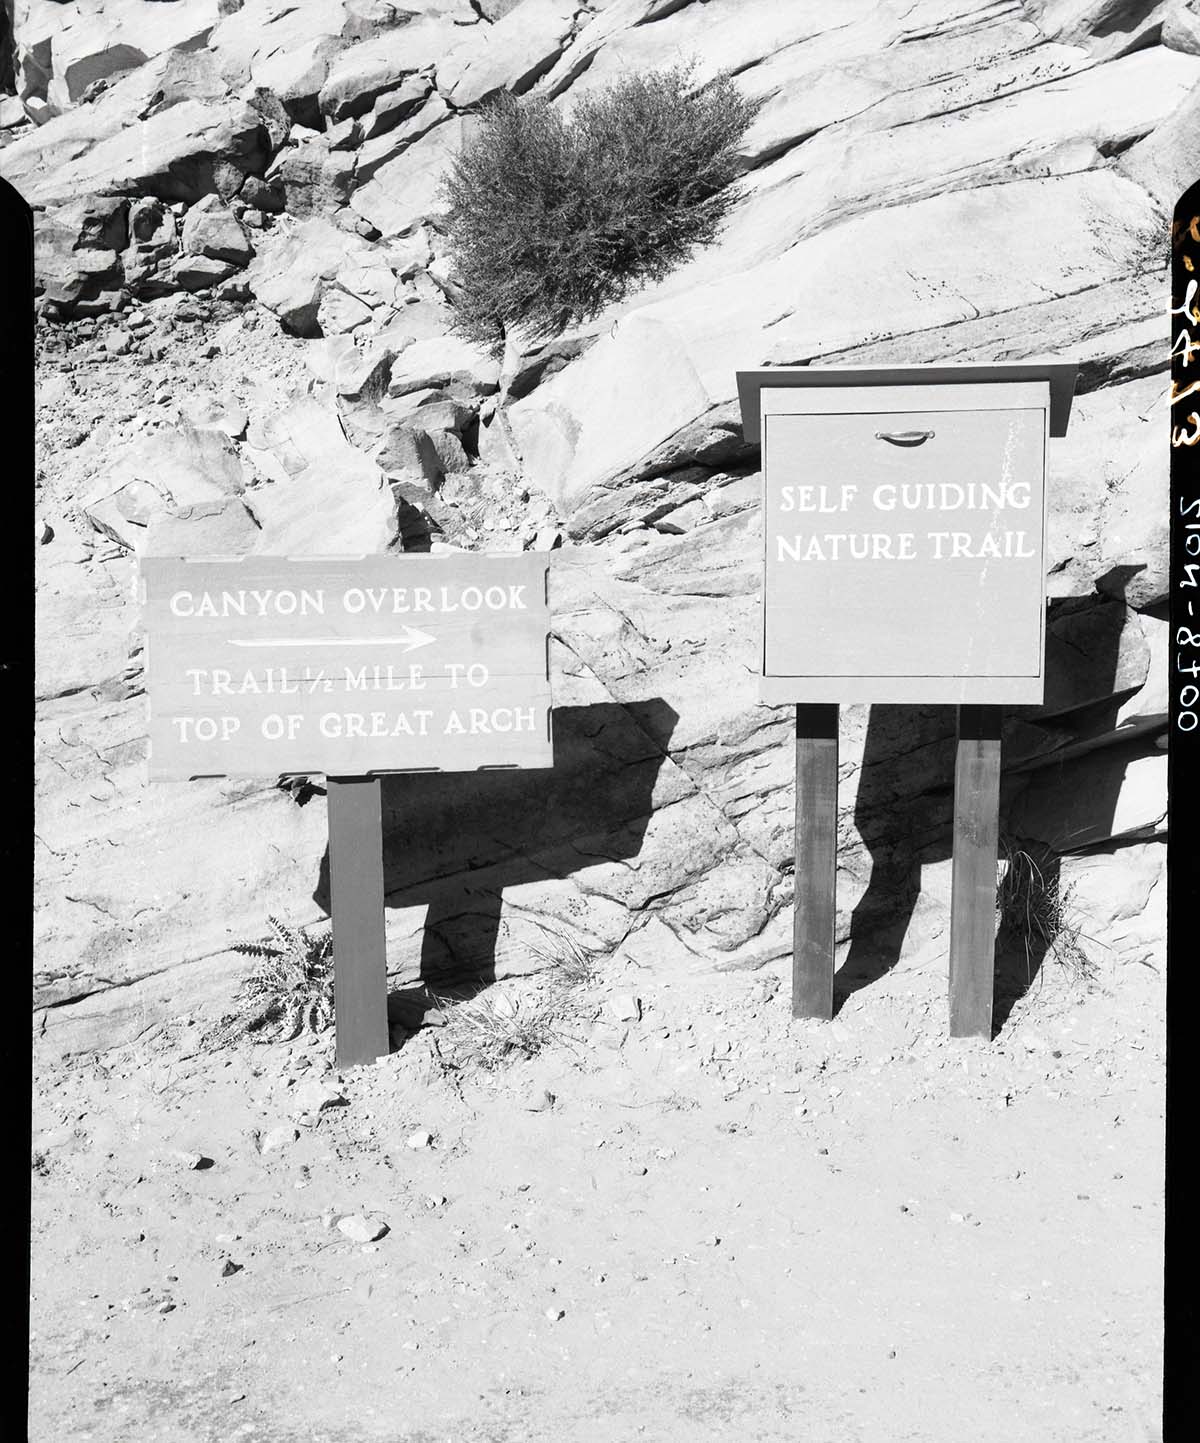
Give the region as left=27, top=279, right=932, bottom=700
left=142, top=554, right=553, bottom=780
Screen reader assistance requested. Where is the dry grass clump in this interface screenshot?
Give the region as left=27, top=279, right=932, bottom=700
left=431, top=929, right=605, bottom=1072
left=996, top=839, right=1096, bottom=986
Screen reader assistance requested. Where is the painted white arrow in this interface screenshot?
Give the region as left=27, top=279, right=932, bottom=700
left=229, top=626, right=437, bottom=652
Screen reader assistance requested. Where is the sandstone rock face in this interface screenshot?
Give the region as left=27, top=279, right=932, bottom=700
left=24, top=0, right=1175, bottom=1054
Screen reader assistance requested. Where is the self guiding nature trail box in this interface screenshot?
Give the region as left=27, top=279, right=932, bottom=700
left=738, top=362, right=1079, bottom=707
left=736, top=362, right=1078, bottom=1039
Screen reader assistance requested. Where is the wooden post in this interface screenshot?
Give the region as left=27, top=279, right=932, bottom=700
left=327, top=776, right=390, bottom=1068
left=793, top=703, right=839, bottom=1019
left=948, top=706, right=1003, bottom=1038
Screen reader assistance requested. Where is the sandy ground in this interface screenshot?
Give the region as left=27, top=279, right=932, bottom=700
left=30, top=930, right=1164, bottom=1443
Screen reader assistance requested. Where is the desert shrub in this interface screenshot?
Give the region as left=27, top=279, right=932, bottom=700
left=204, top=916, right=334, bottom=1049
left=440, top=64, right=760, bottom=354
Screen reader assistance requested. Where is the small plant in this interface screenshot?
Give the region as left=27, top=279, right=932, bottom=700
left=996, top=839, right=1096, bottom=986
left=205, top=916, right=334, bottom=1049
left=432, top=985, right=564, bottom=1071
left=523, top=925, right=603, bottom=987
left=440, top=63, right=760, bottom=354
left=430, top=927, right=604, bottom=1073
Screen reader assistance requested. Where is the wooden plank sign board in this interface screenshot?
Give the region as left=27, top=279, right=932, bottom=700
left=141, top=554, right=553, bottom=780
left=758, top=381, right=1052, bottom=706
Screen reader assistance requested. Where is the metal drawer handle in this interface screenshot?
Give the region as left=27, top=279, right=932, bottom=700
left=875, top=429, right=935, bottom=446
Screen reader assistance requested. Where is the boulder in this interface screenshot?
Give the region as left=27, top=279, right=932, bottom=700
left=180, top=194, right=253, bottom=265
left=1117, top=77, right=1200, bottom=212
left=374, top=424, right=443, bottom=485
left=353, top=92, right=451, bottom=184
left=427, top=428, right=470, bottom=474
left=239, top=173, right=286, bottom=214
left=1164, top=0, right=1200, bottom=52
left=143, top=497, right=263, bottom=557
left=250, top=34, right=343, bottom=120
left=348, top=116, right=466, bottom=236
left=317, top=19, right=455, bottom=121
left=265, top=135, right=355, bottom=217
left=1007, top=745, right=1167, bottom=852
left=437, top=0, right=577, bottom=108
left=244, top=397, right=399, bottom=554
left=244, top=215, right=374, bottom=333
left=2, top=48, right=271, bottom=206
left=317, top=287, right=374, bottom=334
left=208, top=0, right=350, bottom=96
left=1095, top=412, right=1168, bottom=611
left=335, top=338, right=399, bottom=399
left=33, top=196, right=130, bottom=308
left=82, top=422, right=247, bottom=550
left=1021, top=0, right=1176, bottom=59
left=385, top=334, right=500, bottom=397
left=44, top=0, right=222, bottom=111
left=1038, top=599, right=1152, bottom=721
left=358, top=73, right=432, bottom=141
left=167, top=254, right=238, bottom=291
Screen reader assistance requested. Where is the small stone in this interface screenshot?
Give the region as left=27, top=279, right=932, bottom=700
left=544, top=1307, right=565, bottom=1322
left=523, top=1088, right=555, bottom=1113
left=170, top=1150, right=209, bottom=1170
left=337, top=1215, right=389, bottom=1243
left=38, top=521, right=54, bottom=545
left=703, top=1235, right=721, bottom=1247
left=260, top=1126, right=300, bottom=1155
left=220, top=1260, right=242, bottom=1278
left=530, top=527, right=561, bottom=551
left=406, top=1130, right=433, bottom=1150
left=607, top=994, right=641, bottom=1023
left=104, top=332, right=131, bottom=355
left=158, top=1302, right=176, bottom=1314
left=949, top=1212, right=966, bottom=1224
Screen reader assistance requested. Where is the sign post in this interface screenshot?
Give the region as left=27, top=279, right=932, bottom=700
left=794, top=702, right=838, bottom=1020
left=327, top=775, right=389, bottom=1069
left=142, top=552, right=554, bottom=1067
left=738, top=363, right=1077, bottom=1035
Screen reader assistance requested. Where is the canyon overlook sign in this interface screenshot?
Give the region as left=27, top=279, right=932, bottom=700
left=142, top=554, right=553, bottom=780
left=142, top=552, right=553, bottom=1069
left=738, top=363, right=1078, bottom=1039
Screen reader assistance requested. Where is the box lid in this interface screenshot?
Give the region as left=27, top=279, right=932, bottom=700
left=736, top=361, right=1078, bottom=442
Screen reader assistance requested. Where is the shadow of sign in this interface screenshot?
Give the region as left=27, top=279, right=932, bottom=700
left=312, top=698, right=679, bottom=1015
left=837, top=591, right=1140, bottom=1033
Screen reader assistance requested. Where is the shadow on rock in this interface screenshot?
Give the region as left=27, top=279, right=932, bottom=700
left=312, top=699, right=679, bottom=1022
left=835, top=592, right=1139, bottom=1026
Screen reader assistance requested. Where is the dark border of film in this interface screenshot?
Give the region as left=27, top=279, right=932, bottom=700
left=1166, top=177, right=1200, bottom=1443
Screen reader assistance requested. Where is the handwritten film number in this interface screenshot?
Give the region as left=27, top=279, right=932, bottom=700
left=1180, top=497, right=1200, bottom=729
